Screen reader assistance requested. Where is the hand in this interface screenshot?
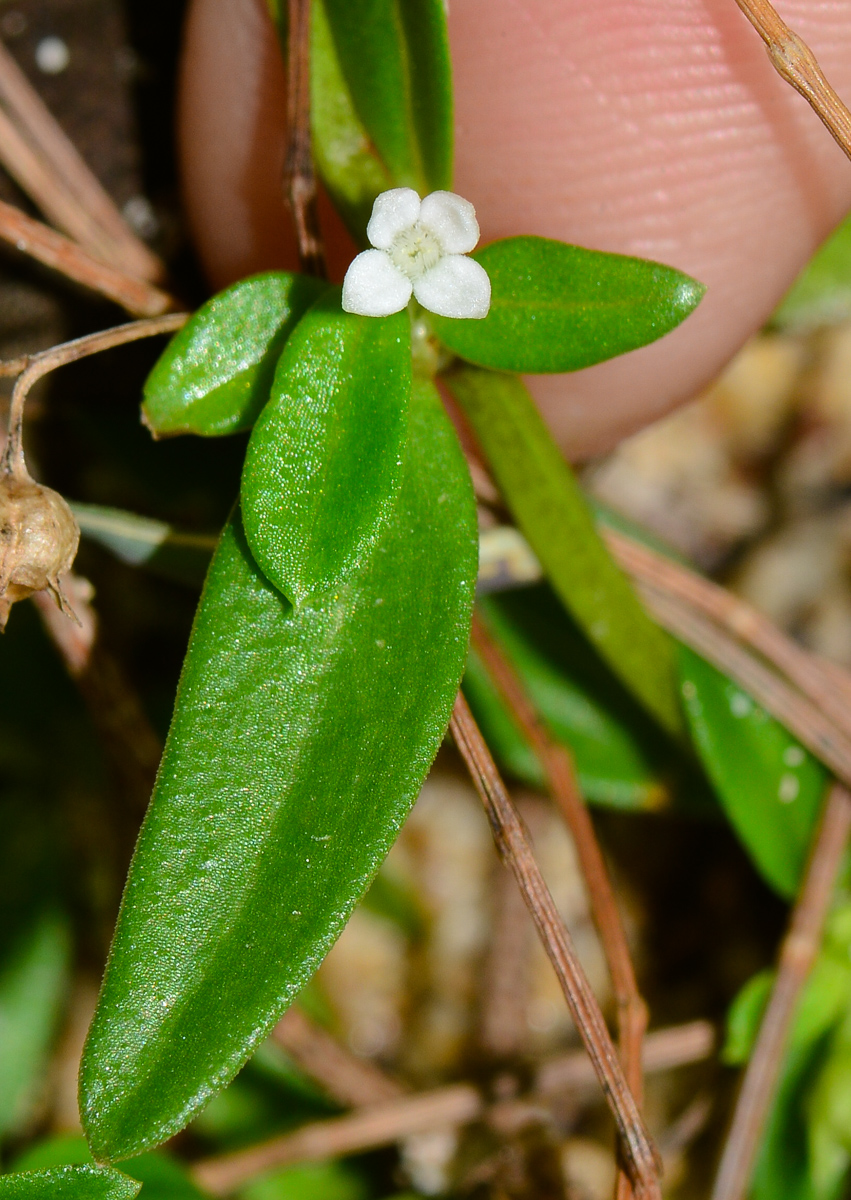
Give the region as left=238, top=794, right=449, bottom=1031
left=177, top=0, right=851, bottom=458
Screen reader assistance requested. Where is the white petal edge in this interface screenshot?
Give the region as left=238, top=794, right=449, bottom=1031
left=366, top=188, right=421, bottom=250
left=342, top=250, right=413, bottom=316
left=413, top=255, right=491, bottom=319
left=418, top=191, right=480, bottom=255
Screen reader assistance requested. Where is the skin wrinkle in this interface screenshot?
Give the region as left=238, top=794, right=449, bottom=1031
left=179, top=0, right=851, bottom=458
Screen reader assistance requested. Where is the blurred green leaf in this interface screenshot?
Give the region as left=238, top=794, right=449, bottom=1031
left=430, top=237, right=705, bottom=373
left=238, top=1161, right=369, bottom=1200
left=310, top=0, right=393, bottom=241
left=807, top=1008, right=851, bottom=1200
left=446, top=365, right=684, bottom=737
left=143, top=274, right=326, bottom=438
left=723, top=969, right=773, bottom=1066
left=79, top=379, right=477, bottom=1160
left=321, top=0, right=452, bottom=197
left=71, top=504, right=215, bottom=588
left=0, top=1166, right=140, bottom=1199
left=0, top=909, right=71, bottom=1136
left=679, top=645, right=828, bottom=898
left=773, top=215, right=851, bottom=331
left=14, top=1139, right=205, bottom=1200
left=463, top=586, right=677, bottom=811
left=241, top=294, right=411, bottom=607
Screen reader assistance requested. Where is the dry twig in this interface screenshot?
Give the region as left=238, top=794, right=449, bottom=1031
left=450, top=691, right=661, bottom=1200
left=0, top=199, right=174, bottom=316
left=0, top=37, right=162, bottom=281
left=272, top=1007, right=406, bottom=1108
left=732, top=0, right=851, bottom=161
left=471, top=612, right=648, bottom=1200
left=711, top=783, right=851, bottom=1200
left=284, top=0, right=326, bottom=277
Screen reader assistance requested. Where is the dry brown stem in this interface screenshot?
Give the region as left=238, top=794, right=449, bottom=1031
left=711, top=783, right=851, bottom=1200
left=272, top=1007, right=406, bottom=1108
left=0, top=37, right=162, bottom=281
left=732, top=0, right=851, bottom=161
left=449, top=691, right=661, bottom=1200
left=285, top=0, right=326, bottom=277
left=193, top=1084, right=484, bottom=1196
left=0, top=199, right=174, bottom=316
left=471, top=612, right=648, bottom=1199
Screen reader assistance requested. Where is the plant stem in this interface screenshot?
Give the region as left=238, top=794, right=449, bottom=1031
left=471, top=611, right=648, bottom=1200
left=285, top=0, right=326, bottom=277
left=450, top=691, right=661, bottom=1200
left=732, top=0, right=851, bottom=161
left=710, top=783, right=851, bottom=1200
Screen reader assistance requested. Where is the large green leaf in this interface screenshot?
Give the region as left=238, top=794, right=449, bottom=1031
left=143, top=274, right=326, bottom=438
left=430, top=237, right=705, bottom=373
left=0, top=909, right=71, bottom=1136
left=79, top=379, right=477, bottom=1161
left=446, top=366, right=684, bottom=736
left=321, top=0, right=452, bottom=197
left=0, top=1166, right=140, bottom=1200
left=679, top=645, right=828, bottom=898
left=463, top=587, right=676, bottom=811
left=241, top=294, right=411, bottom=607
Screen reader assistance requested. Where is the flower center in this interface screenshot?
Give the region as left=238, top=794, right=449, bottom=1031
left=388, top=223, right=443, bottom=280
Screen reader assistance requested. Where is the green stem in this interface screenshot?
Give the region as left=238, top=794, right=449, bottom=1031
left=445, top=362, right=685, bottom=738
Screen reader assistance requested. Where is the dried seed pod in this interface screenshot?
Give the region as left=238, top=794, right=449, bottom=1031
left=0, top=470, right=80, bottom=629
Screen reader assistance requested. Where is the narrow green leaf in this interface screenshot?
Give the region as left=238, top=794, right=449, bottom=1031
left=0, top=909, right=71, bottom=1135
left=430, top=237, right=705, bottom=373
left=773, top=214, right=851, bottom=331
left=311, top=0, right=395, bottom=242
left=463, top=586, right=675, bottom=811
left=679, top=645, right=827, bottom=898
left=0, top=1166, right=140, bottom=1200
left=446, top=365, right=684, bottom=736
left=321, top=0, right=452, bottom=196
left=80, top=380, right=477, bottom=1160
left=241, top=293, right=411, bottom=606
left=71, top=504, right=216, bottom=588
left=143, top=273, right=326, bottom=438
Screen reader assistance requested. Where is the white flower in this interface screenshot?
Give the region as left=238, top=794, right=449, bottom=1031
left=342, top=188, right=491, bottom=320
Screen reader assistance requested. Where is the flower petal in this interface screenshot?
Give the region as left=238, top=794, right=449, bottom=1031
left=342, top=249, right=413, bottom=316
left=419, top=191, right=480, bottom=254
left=413, top=255, right=491, bottom=319
left=366, top=188, right=421, bottom=250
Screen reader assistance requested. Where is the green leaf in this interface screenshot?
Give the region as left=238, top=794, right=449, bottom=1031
left=807, top=1009, right=851, bottom=1200
left=0, top=1166, right=140, bottom=1200
left=79, top=379, right=477, bottom=1160
left=143, top=273, right=326, bottom=438
left=238, top=1162, right=369, bottom=1200
left=463, top=586, right=676, bottom=811
left=679, top=645, right=828, bottom=898
left=310, top=0, right=395, bottom=242
left=0, top=908, right=71, bottom=1135
left=773, top=214, right=851, bottom=331
left=723, top=969, right=774, bottom=1065
left=430, top=237, right=705, bottom=373
left=446, top=365, right=684, bottom=737
left=321, top=0, right=452, bottom=197
left=13, top=1140, right=202, bottom=1200
left=71, top=504, right=216, bottom=589
left=241, top=293, right=411, bottom=607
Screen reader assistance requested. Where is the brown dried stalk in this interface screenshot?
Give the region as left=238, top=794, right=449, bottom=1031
left=193, top=1084, right=484, bottom=1196
left=711, top=782, right=851, bottom=1200
left=0, top=199, right=174, bottom=316
left=272, top=1007, right=405, bottom=1108
left=471, top=612, right=648, bottom=1200
left=285, top=0, right=326, bottom=277
left=0, top=38, right=162, bottom=282
left=732, top=0, right=851, bottom=162
left=450, top=691, right=661, bottom=1200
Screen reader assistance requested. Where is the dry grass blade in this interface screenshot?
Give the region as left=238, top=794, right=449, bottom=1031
left=450, top=691, right=662, bottom=1200
left=0, top=199, right=175, bottom=316
left=471, top=611, right=648, bottom=1200
left=710, top=783, right=851, bottom=1200
left=0, top=37, right=162, bottom=281
left=732, top=0, right=851, bottom=161
left=285, top=0, right=326, bottom=277
left=192, top=1084, right=484, bottom=1196
left=272, top=1007, right=406, bottom=1108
